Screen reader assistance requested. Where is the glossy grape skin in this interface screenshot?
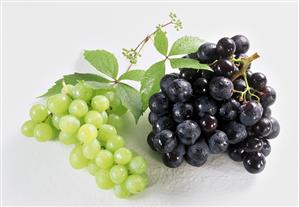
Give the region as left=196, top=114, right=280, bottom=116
left=209, top=76, right=234, bottom=101
left=212, top=59, right=238, bottom=78
left=91, top=95, right=110, bottom=112
left=164, top=79, right=193, bottom=102
left=59, top=115, right=80, bottom=134
left=263, top=108, right=272, bottom=118
left=216, top=37, right=236, bottom=58
left=172, top=102, right=193, bottom=123
left=84, top=110, right=103, bottom=128
left=192, top=77, right=208, bottom=96
left=242, top=138, right=263, bottom=152
left=208, top=130, right=229, bottom=154
left=248, top=72, right=267, bottom=91
left=243, top=152, right=266, bottom=174
left=100, top=111, right=108, bottom=124
left=125, top=175, right=146, bottom=194
left=95, top=169, right=115, bottom=189
left=110, top=165, right=128, bottom=184
left=198, top=114, right=218, bottom=133
left=95, top=150, right=114, bottom=169
left=162, top=152, right=184, bottom=168
left=153, top=130, right=178, bottom=153
left=149, top=92, right=170, bottom=114
left=239, top=101, right=263, bottom=126
left=69, top=145, right=89, bottom=169
left=231, top=35, right=250, bottom=54
left=179, top=68, right=200, bottom=82
left=21, top=120, right=36, bottom=137
left=260, top=139, right=271, bottom=156
left=87, top=161, right=99, bottom=176
left=51, top=115, right=61, bottom=129
left=73, top=83, right=93, bottom=102
left=78, top=124, right=98, bottom=143
left=260, top=86, right=276, bottom=108
left=98, top=124, right=117, bottom=143
left=219, top=99, right=240, bottom=121
left=176, top=120, right=201, bottom=145
left=252, top=118, right=272, bottom=137
left=33, top=123, right=53, bottom=142
left=128, top=156, right=148, bottom=174
left=233, top=78, right=246, bottom=91
left=266, top=117, right=280, bottom=139
left=106, top=135, right=125, bottom=152
left=114, top=148, right=133, bottom=165
left=68, top=99, right=88, bottom=118
left=147, top=132, right=156, bottom=151
left=152, top=116, right=175, bottom=133
left=160, top=73, right=179, bottom=94
left=59, top=131, right=78, bottom=145
left=82, top=139, right=101, bottom=159
left=185, top=141, right=209, bottom=167
left=194, top=96, right=217, bottom=117
left=30, top=104, right=48, bottom=123
left=197, top=42, right=218, bottom=64
left=228, top=144, right=246, bottom=162
left=47, top=94, right=72, bottom=115
left=223, top=121, right=247, bottom=144
left=113, top=184, right=131, bottom=198
left=148, top=112, right=160, bottom=125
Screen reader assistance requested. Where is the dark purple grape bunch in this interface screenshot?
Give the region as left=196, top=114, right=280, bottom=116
left=147, top=35, right=280, bottom=174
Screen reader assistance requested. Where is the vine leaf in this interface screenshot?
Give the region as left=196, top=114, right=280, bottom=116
left=39, top=73, right=110, bottom=97
left=115, top=83, right=142, bottom=123
left=140, top=61, right=166, bottom=111
left=118, top=70, right=145, bottom=82
left=84, top=50, right=118, bottom=79
left=169, top=58, right=212, bottom=71
left=168, top=36, right=204, bottom=56
left=154, top=29, right=168, bottom=56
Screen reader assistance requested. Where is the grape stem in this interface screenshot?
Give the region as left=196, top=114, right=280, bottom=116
left=231, top=52, right=260, bottom=102
left=125, top=21, right=173, bottom=72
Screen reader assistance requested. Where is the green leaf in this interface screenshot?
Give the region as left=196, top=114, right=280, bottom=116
left=118, top=70, right=145, bottom=82
left=84, top=81, right=113, bottom=90
left=84, top=50, right=118, bottom=79
left=140, top=61, right=165, bottom=111
left=168, top=36, right=204, bottom=56
left=154, top=29, right=168, bottom=56
left=115, top=83, right=142, bottom=123
left=39, top=73, right=110, bottom=97
left=170, top=58, right=213, bottom=71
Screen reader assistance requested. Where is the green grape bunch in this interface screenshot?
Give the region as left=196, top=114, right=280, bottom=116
left=21, top=82, right=148, bottom=198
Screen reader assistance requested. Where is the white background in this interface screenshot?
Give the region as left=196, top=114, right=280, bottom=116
left=2, top=2, right=298, bottom=206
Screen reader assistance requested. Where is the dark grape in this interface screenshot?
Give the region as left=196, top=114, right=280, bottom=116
left=260, top=139, right=271, bottom=156
left=147, top=132, right=156, bottom=151
left=212, top=59, right=238, bottom=77
left=262, top=107, right=272, bottom=118
left=176, top=120, right=201, bottom=145
left=149, top=92, right=169, bottom=114
left=231, top=35, right=250, bottom=54
left=194, top=96, right=217, bottom=117
left=239, top=101, right=263, bottom=126
left=198, top=114, right=218, bottom=133
left=192, top=77, right=208, bottom=96
left=172, top=102, right=193, bottom=123
left=160, top=73, right=179, bottom=94
left=197, top=42, right=218, bottom=64
left=228, top=144, right=246, bottom=162
left=252, top=117, right=272, bottom=137
left=266, top=117, right=280, bottom=139
left=218, top=99, right=240, bottom=121
left=153, top=116, right=175, bottom=133
left=209, top=76, right=234, bottom=101
left=208, top=130, right=229, bottom=154
left=216, top=37, right=236, bottom=58
left=185, top=141, right=209, bottom=167
left=148, top=112, right=161, bottom=125
left=260, top=86, right=276, bottom=108
left=248, top=72, right=267, bottom=91
left=153, top=130, right=178, bottom=153
left=179, top=68, right=200, bottom=82
left=242, top=138, right=263, bottom=152
left=243, top=152, right=266, bottom=174
left=223, top=121, right=247, bottom=144
left=165, top=79, right=193, bottom=102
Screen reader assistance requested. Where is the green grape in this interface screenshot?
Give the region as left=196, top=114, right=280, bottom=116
left=109, top=165, right=128, bottom=184
left=21, top=120, right=36, bottom=137
left=87, top=161, right=99, bottom=176
left=47, top=94, right=72, bottom=115
left=78, top=124, right=98, bottom=143
left=51, top=114, right=61, bottom=129
left=91, top=95, right=110, bottom=112
left=72, top=82, right=93, bottom=102
left=51, top=125, right=60, bottom=140
left=128, top=156, right=148, bottom=174
left=59, top=131, right=78, bottom=145
left=108, top=114, right=123, bottom=130
left=104, top=91, right=115, bottom=102
left=82, top=139, right=101, bottom=159
left=84, top=110, right=103, bottom=128
left=95, top=169, right=115, bottom=189
left=61, top=84, right=74, bottom=97
left=106, top=135, right=124, bottom=152
left=113, top=183, right=131, bottom=199
left=69, top=99, right=88, bottom=118
left=69, top=145, right=89, bottom=169
left=33, top=123, right=53, bottom=142
left=114, top=148, right=132, bottom=165
left=59, top=115, right=80, bottom=134
left=29, top=104, right=48, bottom=123
left=109, top=97, right=127, bottom=116
left=98, top=124, right=117, bottom=143
left=95, top=150, right=114, bottom=169
left=100, top=111, right=108, bottom=124
left=125, top=175, right=145, bottom=194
